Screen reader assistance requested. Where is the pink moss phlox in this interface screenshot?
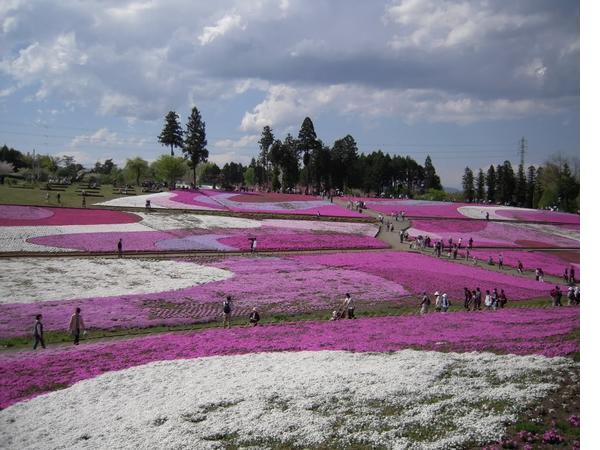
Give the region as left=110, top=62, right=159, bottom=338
left=0, top=205, right=141, bottom=226
left=0, top=307, right=579, bottom=409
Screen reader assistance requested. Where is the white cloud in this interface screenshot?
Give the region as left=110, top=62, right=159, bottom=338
left=385, top=0, right=547, bottom=50
left=214, top=134, right=259, bottom=149
left=70, top=128, right=148, bottom=148
left=2, top=16, right=17, bottom=33
left=1, top=32, right=87, bottom=80
left=198, top=13, right=245, bottom=46
left=241, top=82, right=565, bottom=131
left=106, top=1, right=155, bottom=20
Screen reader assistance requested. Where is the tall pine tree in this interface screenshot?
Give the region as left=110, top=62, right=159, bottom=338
left=183, top=107, right=208, bottom=187
left=526, top=165, right=536, bottom=208
left=516, top=163, right=527, bottom=206
left=462, top=167, right=475, bottom=202
left=423, top=155, right=442, bottom=190
left=298, top=117, right=318, bottom=193
left=486, top=165, right=496, bottom=203
left=476, top=169, right=485, bottom=201
left=258, top=126, right=274, bottom=187
left=158, top=111, right=184, bottom=156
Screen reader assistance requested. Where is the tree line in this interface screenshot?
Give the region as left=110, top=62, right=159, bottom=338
left=205, top=117, right=443, bottom=196
left=462, top=157, right=579, bottom=212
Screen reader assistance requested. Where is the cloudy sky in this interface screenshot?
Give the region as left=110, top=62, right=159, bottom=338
left=0, top=0, right=579, bottom=187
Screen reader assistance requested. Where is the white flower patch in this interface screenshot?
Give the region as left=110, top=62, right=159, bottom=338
left=0, top=223, right=151, bottom=252
left=0, top=258, right=232, bottom=304
left=0, top=214, right=261, bottom=252
left=0, top=350, right=576, bottom=449
left=95, top=192, right=172, bottom=209
left=520, top=223, right=580, bottom=242
left=136, top=213, right=261, bottom=231
left=458, top=205, right=524, bottom=220
left=262, top=219, right=379, bottom=236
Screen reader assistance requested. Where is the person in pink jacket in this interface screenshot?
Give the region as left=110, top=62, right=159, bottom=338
left=68, top=307, right=85, bottom=345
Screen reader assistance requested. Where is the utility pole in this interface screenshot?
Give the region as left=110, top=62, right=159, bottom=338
left=519, top=137, right=527, bottom=167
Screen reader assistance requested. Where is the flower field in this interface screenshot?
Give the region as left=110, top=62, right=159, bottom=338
left=347, top=197, right=580, bottom=224
left=0, top=251, right=568, bottom=337
left=407, top=219, right=579, bottom=248
left=99, top=189, right=363, bottom=217
left=0, top=307, right=579, bottom=409
left=465, top=249, right=579, bottom=278
left=0, top=205, right=382, bottom=253
left=0, top=349, right=577, bottom=449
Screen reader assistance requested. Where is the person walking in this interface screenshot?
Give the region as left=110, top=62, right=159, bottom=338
left=441, top=293, right=450, bottom=312
left=484, top=290, right=492, bottom=310
left=68, top=307, right=85, bottom=345
left=420, top=292, right=431, bottom=315
left=434, top=291, right=441, bottom=312
left=57, top=193, right=61, bottom=204
left=535, top=268, right=540, bottom=281
left=491, top=288, right=499, bottom=310
left=463, top=287, right=472, bottom=311
left=539, top=268, right=545, bottom=283
left=344, top=293, right=355, bottom=319
left=249, top=307, right=260, bottom=326
left=223, top=296, right=233, bottom=328
left=82, top=195, right=86, bottom=208
left=574, top=286, right=580, bottom=305
left=569, top=266, right=576, bottom=284
left=498, top=254, right=503, bottom=270
left=499, top=289, right=508, bottom=308
left=33, top=314, right=46, bottom=349
left=468, top=237, right=473, bottom=249
left=117, top=238, right=123, bottom=258
left=251, top=237, right=257, bottom=254
left=474, top=288, right=482, bottom=310
left=517, top=260, right=524, bottom=274
left=550, top=286, right=562, bottom=307
left=563, top=268, right=569, bottom=283
left=567, top=287, right=576, bottom=305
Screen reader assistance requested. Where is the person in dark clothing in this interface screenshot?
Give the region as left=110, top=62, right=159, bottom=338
left=499, top=289, right=508, bottom=308
left=563, top=268, right=569, bottom=283
left=33, top=314, right=46, bottom=349
left=249, top=307, right=260, bottom=326
left=517, top=260, right=524, bottom=274
left=463, top=288, right=472, bottom=310
left=569, top=266, right=576, bottom=284
left=468, top=237, right=473, bottom=249
left=473, top=288, right=482, bottom=310
left=223, top=296, right=233, bottom=328
left=117, top=238, right=123, bottom=258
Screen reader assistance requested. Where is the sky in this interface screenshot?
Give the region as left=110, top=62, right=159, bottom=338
left=0, top=0, right=580, bottom=188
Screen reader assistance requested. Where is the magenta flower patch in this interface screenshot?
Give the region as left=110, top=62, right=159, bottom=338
left=0, top=307, right=578, bottom=409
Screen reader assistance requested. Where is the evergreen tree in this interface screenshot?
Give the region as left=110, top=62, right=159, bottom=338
left=462, top=167, right=475, bottom=202
left=158, top=111, right=183, bottom=156
left=476, top=169, right=485, bottom=201
left=183, top=107, right=208, bottom=187
left=297, top=117, right=318, bottom=192
left=501, top=160, right=516, bottom=204
left=423, top=155, right=442, bottom=190
left=486, top=165, right=496, bottom=203
left=526, top=165, right=536, bottom=208
left=258, top=126, right=274, bottom=187
left=532, top=166, right=544, bottom=208
left=515, top=163, right=527, bottom=206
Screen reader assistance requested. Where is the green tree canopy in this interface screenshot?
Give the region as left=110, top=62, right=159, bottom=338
left=125, top=157, right=149, bottom=186
left=183, top=106, right=208, bottom=187
left=158, top=111, right=184, bottom=156
left=151, top=154, right=187, bottom=188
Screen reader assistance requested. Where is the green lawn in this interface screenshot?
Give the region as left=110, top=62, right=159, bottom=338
left=0, top=183, right=142, bottom=208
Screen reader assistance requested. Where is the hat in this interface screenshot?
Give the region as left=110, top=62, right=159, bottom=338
left=434, top=291, right=439, bottom=296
